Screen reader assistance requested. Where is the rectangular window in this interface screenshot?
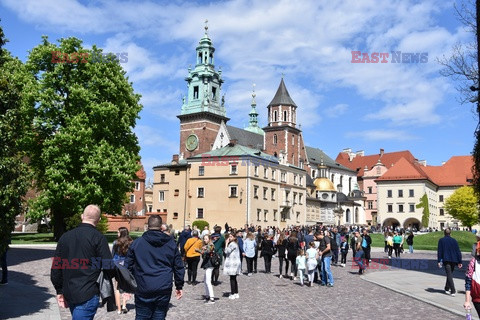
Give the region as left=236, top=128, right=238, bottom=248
left=271, top=188, right=276, bottom=201
left=264, top=210, right=268, bottom=222
left=398, top=204, right=404, bottom=212
left=281, top=171, right=287, bottom=183
left=367, top=201, right=373, bottom=209
left=254, top=186, right=259, bottom=199
left=160, top=174, right=165, bottom=183
left=387, top=204, right=393, bottom=212
left=159, top=191, right=165, bottom=202
left=197, top=208, right=203, bottom=219
left=296, top=212, right=300, bottom=223
left=293, top=192, right=297, bottom=204
left=409, top=189, right=414, bottom=197
left=263, top=187, right=268, bottom=200
left=135, top=182, right=140, bottom=191
left=294, top=174, right=298, bottom=185
left=174, top=189, right=179, bottom=196
left=299, top=193, right=303, bottom=204
left=409, top=204, right=415, bottom=212
left=292, top=135, right=294, bottom=145
left=299, top=176, right=303, bottom=186
left=264, top=167, right=268, bottom=179
left=440, top=208, right=444, bottom=216
left=257, top=209, right=261, bottom=222
left=285, top=190, right=290, bottom=204
left=175, top=170, right=179, bottom=175
left=439, top=195, right=444, bottom=202
left=193, top=86, right=199, bottom=99
left=229, top=185, right=238, bottom=197
left=147, top=205, right=153, bottom=212
left=272, top=169, right=276, bottom=180
left=199, top=166, right=205, bottom=176
left=254, top=166, right=259, bottom=176
left=130, top=194, right=135, bottom=203
left=197, top=187, right=204, bottom=198
left=368, top=187, right=372, bottom=194
left=230, top=164, right=238, bottom=175
left=398, top=190, right=403, bottom=198
left=387, top=190, right=392, bottom=198
left=273, top=209, right=277, bottom=221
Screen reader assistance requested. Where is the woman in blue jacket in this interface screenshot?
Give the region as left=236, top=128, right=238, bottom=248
left=243, top=232, right=257, bottom=276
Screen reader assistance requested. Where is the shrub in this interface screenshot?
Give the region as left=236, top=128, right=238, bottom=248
left=192, top=219, right=209, bottom=231
left=96, top=214, right=109, bottom=234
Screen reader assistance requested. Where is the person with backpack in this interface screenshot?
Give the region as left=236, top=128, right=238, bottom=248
left=210, top=226, right=225, bottom=286
left=361, top=229, right=372, bottom=266
left=197, top=234, right=216, bottom=304
left=184, top=230, right=203, bottom=285
left=112, top=227, right=133, bottom=315
left=261, top=234, right=276, bottom=274
left=243, top=232, right=257, bottom=276
left=286, top=235, right=300, bottom=280
left=406, top=232, right=415, bottom=254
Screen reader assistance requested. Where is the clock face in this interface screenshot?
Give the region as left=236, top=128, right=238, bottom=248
left=186, top=134, right=198, bottom=151
left=322, top=193, right=329, bottom=199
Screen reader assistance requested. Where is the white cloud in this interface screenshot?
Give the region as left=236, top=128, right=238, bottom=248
left=345, top=129, right=417, bottom=141
left=325, top=104, right=349, bottom=118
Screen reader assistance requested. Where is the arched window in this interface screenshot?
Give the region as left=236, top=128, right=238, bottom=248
left=283, top=110, right=287, bottom=121
left=273, top=134, right=277, bottom=145
left=346, top=209, right=351, bottom=223
left=355, top=208, right=359, bottom=223
left=273, top=110, right=278, bottom=122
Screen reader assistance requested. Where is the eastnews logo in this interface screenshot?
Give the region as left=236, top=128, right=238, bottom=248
left=51, top=51, right=128, bottom=64
left=351, top=51, right=428, bottom=63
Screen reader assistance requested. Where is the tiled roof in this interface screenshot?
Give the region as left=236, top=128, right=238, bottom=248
left=226, top=125, right=264, bottom=149
left=154, top=159, right=189, bottom=168
left=335, top=150, right=416, bottom=176
left=423, top=156, right=473, bottom=186
left=305, top=146, right=355, bottom=172
left=268, top=78, right=297, bottom=107
left=135, top=163, right=146, bottom=180
left=376, top=155, right=474, bottom=187
left=376, top=157, right=428, bottom=181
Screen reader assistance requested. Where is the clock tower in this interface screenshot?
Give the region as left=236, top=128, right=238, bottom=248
left=177, top=21, right=229, bottom=158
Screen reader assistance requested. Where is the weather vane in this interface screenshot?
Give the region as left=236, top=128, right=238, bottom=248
left=204, top=19, right=209, bottom=34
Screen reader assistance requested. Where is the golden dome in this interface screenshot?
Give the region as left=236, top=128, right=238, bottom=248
left=313, top=177, right=336, bottom=191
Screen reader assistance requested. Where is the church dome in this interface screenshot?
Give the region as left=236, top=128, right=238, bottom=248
left=313, top=177, right=336, bottom=191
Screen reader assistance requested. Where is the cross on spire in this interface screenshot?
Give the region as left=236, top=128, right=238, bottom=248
left=204, top=19, right=209, bottom=35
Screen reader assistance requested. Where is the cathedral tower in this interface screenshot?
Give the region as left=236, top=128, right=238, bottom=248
left=263, top=78, right=306, bottom=167
left=177, top=22, right=229, bottom=157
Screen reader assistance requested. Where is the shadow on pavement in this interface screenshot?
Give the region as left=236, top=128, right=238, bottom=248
left=0, top=270, right=52, bottom=319
left=7, top=247, right=55, bottom=267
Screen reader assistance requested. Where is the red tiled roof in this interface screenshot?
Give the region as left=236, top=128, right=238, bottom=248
left=376, top=155, right=473, bottom=187
left=335, top=150, right=416, bottom=177
left=423, top=156, right=473, bottom=186
left=136, top=163, right=146, bottom=180
left=376, top=157, right=428, bottom=181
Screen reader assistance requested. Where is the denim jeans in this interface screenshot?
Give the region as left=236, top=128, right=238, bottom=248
left=321, top=256, right=334, bottom=285
left=354, top=250, right=365, bottom=273
left=69, top=294, right=99, bottom=320
left=409, top=245, right=413, bottom=253
left=135, top=294, right=171, bottom=320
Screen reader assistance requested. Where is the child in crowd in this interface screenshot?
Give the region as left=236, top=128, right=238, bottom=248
left=340, top=236, right=349, bottom=267
left=296, top=249, right=306, bottom=286
left=306, top=242, right=318, bottom=287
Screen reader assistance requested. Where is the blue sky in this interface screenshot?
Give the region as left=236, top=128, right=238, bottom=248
left=1, top=0, right=476, bottom=180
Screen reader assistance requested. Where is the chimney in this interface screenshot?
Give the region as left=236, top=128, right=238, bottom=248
left=380, top=148, right=384, bottom=156
left=228, top=139, right=237, bottom=146
left=172, top=154, right=179, bottom=162
left=356, top=150, right=364, bottom=157
left=418, top=160, right=426, bottom=166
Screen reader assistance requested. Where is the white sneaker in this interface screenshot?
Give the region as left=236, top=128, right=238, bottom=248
left=279, top=275, right=283, bottom=279
left=293, top=277, right=297, bottom=281
left=248, top=273, right=252, bottom=276
left=228, top=294, right=235, bottom=300
left=451, top=293, right=456, bottom=297
left=205, top=299, right=215, bottom=305
left=234, top=293, right=239, bottom=299
left=445, top=290, right=450, bottom=295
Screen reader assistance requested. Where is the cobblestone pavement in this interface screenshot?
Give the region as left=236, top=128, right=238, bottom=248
left=2, top=245, right=469, bottom=320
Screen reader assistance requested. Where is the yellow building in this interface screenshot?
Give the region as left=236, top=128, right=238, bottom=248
left=153, top=143, right=306, bottom=230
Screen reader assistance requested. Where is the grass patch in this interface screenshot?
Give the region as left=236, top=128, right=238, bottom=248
left=370, top=231, right=476, bottom=252
left=12, top=231, right=144, bottom=244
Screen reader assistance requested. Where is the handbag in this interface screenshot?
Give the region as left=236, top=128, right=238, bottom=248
left=210, top=251, right=221, bottom=267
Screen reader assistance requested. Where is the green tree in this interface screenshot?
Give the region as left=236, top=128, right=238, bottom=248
left=416, top=193, right=430, bottom=227
left=445, top=186, right=479, bottom=229
left=26, top=37, right=142, bottom=240
left=0, top=23, right=35, bottom=254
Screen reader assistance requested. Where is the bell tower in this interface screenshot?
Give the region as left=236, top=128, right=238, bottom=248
left=177, top=20, right=229, bottom=157
left=263, top=78, right=306, bottom=167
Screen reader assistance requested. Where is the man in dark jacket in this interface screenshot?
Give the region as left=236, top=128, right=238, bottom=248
left=437, top=228, right=463, bottom=296
left=361, top=229, right=372, bottom=266
left=51, top=204, right=112, bottom=319
left=177, top=225, right=192, bottom=257
left=125, top=215, right=184, bottom=319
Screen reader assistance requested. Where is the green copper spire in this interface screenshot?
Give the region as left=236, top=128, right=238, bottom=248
left=245, top=84, right=265, bottom=135
left=181, top=21, right=226, bottom=117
